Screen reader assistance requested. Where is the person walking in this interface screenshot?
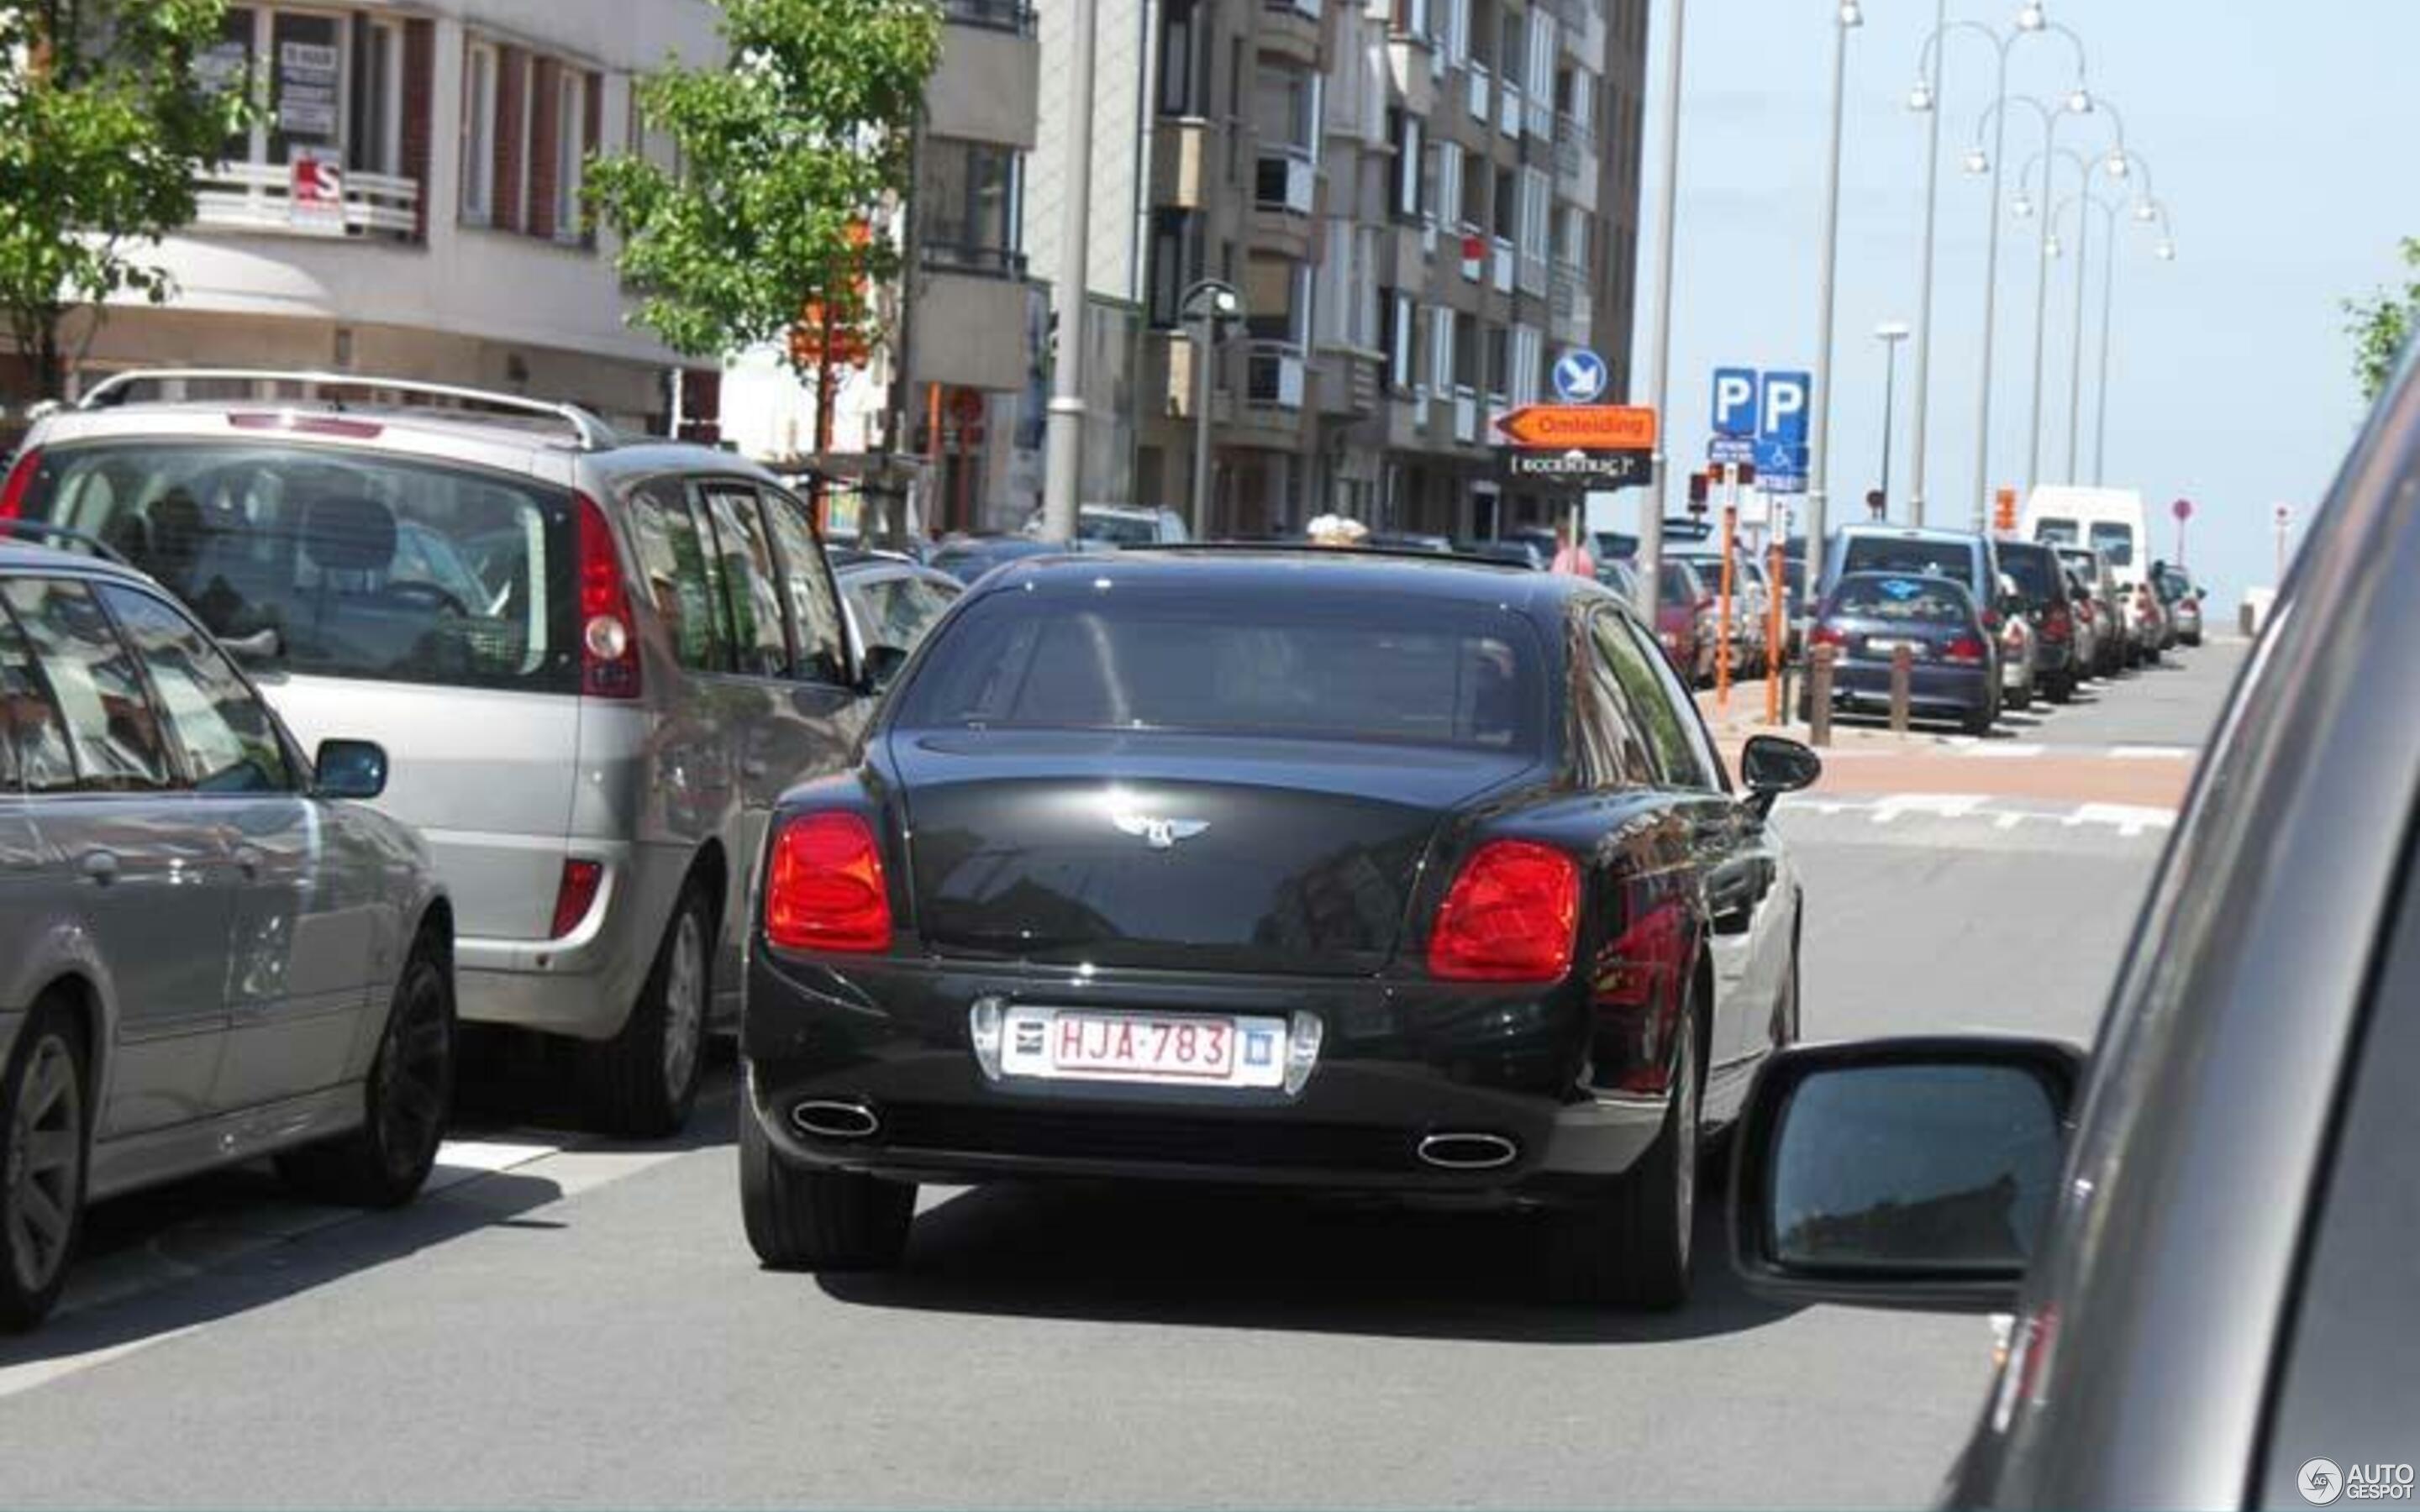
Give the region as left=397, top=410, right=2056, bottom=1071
left=1549, top=519, right=1596, bottom=578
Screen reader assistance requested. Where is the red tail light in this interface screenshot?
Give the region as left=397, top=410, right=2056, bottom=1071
left=0, top=447, right=41, bottom=519
left=1428, top=838, right=1580, bottom=983
left=1981, top=607, right=2002, bottom=633
left=2042, top=604, right=2072, bottom=642
left=1944, top=635, right=1988, bottom=666
left=1810, top=625, right=1846, bottom=648
left=766, top=812, right=893, bottom=953
left=576, top=492, right=641, bottom=699
left=550, top=859, right=605, bottom=938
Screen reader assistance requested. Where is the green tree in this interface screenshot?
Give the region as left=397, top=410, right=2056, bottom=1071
left=2344, top=236, right=2420, bottom=403
left=0, top=0, right=255, bottom=398
left=587, top=0, right=939, bottom=377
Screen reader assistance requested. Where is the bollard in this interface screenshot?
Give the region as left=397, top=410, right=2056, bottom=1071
left=1809, top=643, right=1836, bottom=748
left=1889, top=643, right=1913, bottom=736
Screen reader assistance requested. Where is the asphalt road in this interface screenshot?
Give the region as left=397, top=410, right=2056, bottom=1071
left=0, top=640, right=2249, bottom=1510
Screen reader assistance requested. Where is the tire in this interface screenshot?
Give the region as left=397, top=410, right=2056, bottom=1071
left=739, top=1087, right=915, bottom=1271
left=277, top=936, right=456, bottom=1208
left=1963, top=702, right=1995, bottom=737
left=2010, top=679, right=2034, bottom=712
left=581, top=882, right=713, bottom=1139
left=1539, top=993, right=1700, bottom=1310
left=2045, top=669, right=2074, bottom=704
left=1, top=1000, right=88, bottom=1332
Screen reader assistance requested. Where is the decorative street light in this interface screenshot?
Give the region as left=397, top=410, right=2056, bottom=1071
left=1807, top=0, right=1862, bottom=582
left=2005, top=92, right=2126, bottom=492
left=1908, top=16, right=2087, bottom=529
left=2095, top=197, right=2177, bottom=484
left=1875, top=321, right=1912, bottom=515
left=1179, top=278, right=1244, bottom=539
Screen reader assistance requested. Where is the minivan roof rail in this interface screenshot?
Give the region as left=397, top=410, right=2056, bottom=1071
left=74, top=369, right=621, bottom=451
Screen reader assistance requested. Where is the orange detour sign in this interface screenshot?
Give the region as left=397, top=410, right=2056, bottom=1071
left=1495, top=404, right=1660, bottom=450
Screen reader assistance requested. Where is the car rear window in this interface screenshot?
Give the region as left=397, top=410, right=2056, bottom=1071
left=20, top=442, right=576, bottom=693
left=894, top=587, right=1544, bottom=752
left=2088, top=521, right=2136, bottom=566
left=1659, top=562, right=1701, bottom=604
left=1840, top=535, right=1979, bottom=584
left=1998, top=545, right=2061, bottom=606
left=2033, top=517, right=2079, bottom=546
left=1827, top=575, right=1975, bottom=623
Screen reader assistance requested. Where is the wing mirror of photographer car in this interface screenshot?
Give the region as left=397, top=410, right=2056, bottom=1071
left=1741, top=734, right=1822, bottom=819
left=1728, top=1036, right=2084, bottom=1313
left=314, top=739, right=389, bottom=801
left=858, top=643, right=910, bottom=695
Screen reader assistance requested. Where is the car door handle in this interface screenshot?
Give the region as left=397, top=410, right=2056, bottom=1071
left=233, top=846, right=265, bottom=879
left=81, top=849, right=121, bottom=886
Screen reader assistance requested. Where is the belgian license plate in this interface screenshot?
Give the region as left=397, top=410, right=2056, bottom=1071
left=999, top=1008, right=1289, bottom=1089
left=1865, top=637, right=1925, bottom=658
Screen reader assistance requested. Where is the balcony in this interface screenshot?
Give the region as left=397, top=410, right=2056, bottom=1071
left=1386, top=37, right=1439, bottom=115
left=1151, top=118, right=1216, bottom=209
left=1524, top=93, right=1555, bottom=140
left=943, top=0, right=1035, bottom=33
left=195, top=162, right=419, bottom=240
left=1497, top=81, right=1523, bottom=136
left=910, top=265, right=1035, bottom=391
left=1465, top=63, right=1491, bottom=120
left=1258, top=0, right=1323, bottom=66
left=1254, top=146, right=1318, bottom=217
left=928, top=11, right=1041, bottom=148
left=1554, top=115, right=1601, bottom=210
left=1518, top=245, right=1549, bottom=298
left=1244, top=341, right=1307, bottom=410
left=1491, top=235, right=1514, bottom=294
left=923, top=242, right=1028, bottom=279
left=1550, top=263, right=1594, bottom=347
left=1452, top=386, right=1478, bottom=444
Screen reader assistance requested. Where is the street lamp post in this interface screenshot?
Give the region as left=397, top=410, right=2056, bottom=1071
left=1922, top=10, right=2088, bottom=528
left=1039, top=0, right=1100, bottom=543
left=1875, top=321, right=1911, bottom=512
left=1806, top=0, right=1862, bottom=589
left=2012, top=98, right=2126, bottom=491
left=1178, top=278, right=1243, bottom=539
left=1903, top=0, right=1948, bottom=527
left=1639, top=0, right=1688, bottom=627
left=2097, top=198, right=2175, bottom=484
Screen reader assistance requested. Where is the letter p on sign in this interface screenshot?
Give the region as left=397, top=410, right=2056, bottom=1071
left=1760, top=371, right=1811, bottom=448
left=1712, top=367, right=1759, bottom=437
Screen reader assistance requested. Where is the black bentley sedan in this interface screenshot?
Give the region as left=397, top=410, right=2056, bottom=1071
left=738, top=548, right=1819, bottom=1308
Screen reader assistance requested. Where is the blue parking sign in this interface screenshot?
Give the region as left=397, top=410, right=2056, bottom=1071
left=1712, top=367, right=1759, bottom=437
left=1760, top=370, right=1811, bottom=449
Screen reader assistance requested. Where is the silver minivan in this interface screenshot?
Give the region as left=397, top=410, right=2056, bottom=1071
left=5, top=370, right=886, bottom=1136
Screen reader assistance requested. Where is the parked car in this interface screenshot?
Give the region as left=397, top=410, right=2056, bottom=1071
left=1802, top=571, right=2001, bottom=736
left=1367, top=530, right=1453, bottom=554
left=1660, top=558, right=1719, bottom=685
left=1722, top=349, right=2420, bottom=1507
left=1460, top=538, right=1550, bottom=570
left=2062, top=564, right=2106, bottom=680
left=1822, top=524, right=2006, bottom=634
left=1671, top=547, right=1771, bottom=679
left=1023, top=503, right=1190, bottom=548
left=2022, top=483, right=2148, bottom=585
left=1996, top=539, right=2083, bottom=703
left=2152, top=560, right=2203, bottom=646
left=931, top=533, right=1061, bottom=584
left=827, top=549, right=963, bottom=664
left=5, top=369, right=877, bottom=1137
left=1995, top=572, right=2039, bottom=712
left=2128, top=577, right=2169, bottom=664
left=1595, top=557, right=1641, bottom=602
left=737, top=546, right=1821, bottom=1307
left=2056, top=544, right=2131, bottom=678
left=0, top=540, right=454, bottom=1331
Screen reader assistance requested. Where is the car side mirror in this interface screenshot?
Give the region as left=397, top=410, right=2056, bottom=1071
left=219, top=627, right=284, bottom=665
left=314, top=739, right=388, bottom=801
left=858, top=643, right=910, bottom=694
left=1741, top=734, right=1822, bottom=818
left=1729, top=1037, right=2085, bottom=1313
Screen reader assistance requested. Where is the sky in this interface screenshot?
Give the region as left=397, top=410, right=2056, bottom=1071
left=1612, top=0, right=2420, bottom=612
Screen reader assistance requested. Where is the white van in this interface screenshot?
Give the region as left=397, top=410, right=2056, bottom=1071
left=2023, top=486, right=2150, bottom=585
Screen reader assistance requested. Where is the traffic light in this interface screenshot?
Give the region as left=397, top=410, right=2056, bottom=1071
left=1686, top=470, right=1710, bottom=514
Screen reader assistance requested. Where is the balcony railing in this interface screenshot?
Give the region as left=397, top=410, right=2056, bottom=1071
left=1254, top=146, right=1318, bottom=215
left=943, top=0, right=1037, bottom=34
left=1497, top=81, right=1523, bottom=136
left=1491, top=235, right=1515, bottom=293
left=1452, top=386, right=1478, bottom=444
left=1465, top=63, right=1491, bottom=119
left=922, top=241, right=1029, bottom=278
left=194, top=160, right=418, bottom=240
left=1245, top=342, right=1307, bottom=409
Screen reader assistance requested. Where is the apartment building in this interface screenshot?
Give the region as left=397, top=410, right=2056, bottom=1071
left=1134, top=0, right=1649, bottom=539
left=31, top=1, right=723, bottom=433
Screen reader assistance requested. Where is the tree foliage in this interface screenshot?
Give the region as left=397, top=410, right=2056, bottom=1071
left=0, top=0, right=254, bottom=397
left=2344, top=237, right=2420, bottom=404
left=587, top=0, right=939, bottom=379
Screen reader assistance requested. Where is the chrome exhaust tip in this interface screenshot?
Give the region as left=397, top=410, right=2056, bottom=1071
left=1416, top=1131, right=1519, bottom=1171
left=790, top=1100, right=880, bottom=1140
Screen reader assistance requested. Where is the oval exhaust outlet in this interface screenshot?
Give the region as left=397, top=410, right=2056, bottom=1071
left=1416, top=1132, right=1519, bottom=1170
left=791, top=1100, right=880, bottom=1140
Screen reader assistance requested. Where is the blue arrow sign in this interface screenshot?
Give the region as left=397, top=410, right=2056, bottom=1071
left=1552, top=348, right=1610, bottom=403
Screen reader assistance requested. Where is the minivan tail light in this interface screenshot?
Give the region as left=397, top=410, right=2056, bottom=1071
left=1810, top=625, right=1846, bottom=648
left=551, top=859, right=605, bottom=938
left=576, top=492, right=641, bottom=699
left=766, top=812, right=893, bottom=953
left=1428, top=839, right=1580, bottom=984
left=2043, top=604, right=2072, bottom=642
left=1944, top=635, right=1988, bottom=666
left=0, top=447, right=39, bottom=519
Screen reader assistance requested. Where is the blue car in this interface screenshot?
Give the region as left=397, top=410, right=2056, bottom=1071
left=1800, top=571, right=2001, bottom=735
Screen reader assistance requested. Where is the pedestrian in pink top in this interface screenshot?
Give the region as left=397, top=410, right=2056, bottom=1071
left=1549, top=519, right=1595, bottom=578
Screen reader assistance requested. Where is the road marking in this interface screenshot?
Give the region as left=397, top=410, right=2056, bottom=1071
left=2112, top=744, right=2195, bottom=760
left=2062, top=803, right=2179, bottom=837
left=1959, top=743, right=2046, bottom=759
left=1869, top=794, right=1990, bottom=825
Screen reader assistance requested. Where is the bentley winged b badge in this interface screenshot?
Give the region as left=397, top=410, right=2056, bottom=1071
left=1111, top=812, right=1210, bottom=851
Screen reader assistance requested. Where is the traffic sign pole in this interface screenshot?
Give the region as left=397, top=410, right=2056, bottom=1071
left=1766, top=517, right=1787, bottom=727
left=1717, top=465, right=1738, bottom=711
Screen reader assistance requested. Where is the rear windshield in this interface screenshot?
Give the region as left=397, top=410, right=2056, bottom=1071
left=894, top=588, right=1544, bottom=752
left=2088, top=522, right=2136, bottom=566
left=1827, top=575, right=1975, bottom=623
left=1840, top=535, right=1979, bottom=584
left=1999, top=546, right=2061, bottom=606
left=22, top=442, right=576, bottom=693
left=1659, top=562, right=1700, bottom=603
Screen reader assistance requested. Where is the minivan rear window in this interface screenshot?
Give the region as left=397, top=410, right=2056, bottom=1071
left=1828, top=575, right=1975, bottom=623
left=1998, top=545, right=2061, bottom=606
left=1840, top=535, right=1978, bottom=584
left=22, top=443, right=576, bottom=693
left=2088, top=522, right=2135, bottom=566
left=896, top=589, right=1544, bottom=752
